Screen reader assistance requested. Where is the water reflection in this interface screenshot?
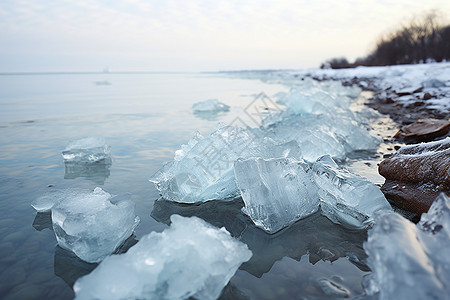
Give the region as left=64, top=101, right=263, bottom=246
left=54, top=246, right=97, bottom=287
left=151, top=198, right=369, bottom=278
left=32, top=212, right=52, bottom=231
left=193, top=110, right=227, bottom=121
left=64, top=158, right=111, bottom=185
left=53, top=235, right=138, bottom=288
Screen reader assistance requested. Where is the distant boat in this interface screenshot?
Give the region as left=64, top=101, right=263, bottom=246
left=103, top=66, right=111, bottom=73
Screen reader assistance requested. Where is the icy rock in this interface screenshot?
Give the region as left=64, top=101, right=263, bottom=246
left=234, top=157, right=319, bottom=233
left=364, top=193, right=450, bottom=300
left=192, top=99, right=230, bottom=113
left=33, top=187, right=140, bottom=263
left=73, top=215, right=252, bottom=300
left=379, top=137, right=450, bottom=214
left=150, top=126, right=302, bottom=203
left=62, top=137, right=111, bottom=162
left=312, top=155, right=391, bottom=228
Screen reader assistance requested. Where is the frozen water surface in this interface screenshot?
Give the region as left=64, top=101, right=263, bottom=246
left=74, top=215, right=252, bottom=300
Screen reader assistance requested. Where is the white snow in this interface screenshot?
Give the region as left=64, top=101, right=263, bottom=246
left=73, top=215, right=252, bottom=300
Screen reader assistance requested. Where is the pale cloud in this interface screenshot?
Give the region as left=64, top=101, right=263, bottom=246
left=0, top=0, right=449, bottom=72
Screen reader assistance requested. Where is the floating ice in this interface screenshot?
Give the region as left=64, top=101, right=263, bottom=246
left=62, top=137, right=111, bottom=162
left=192, top=99, right=230, bottom=113
left=363, top=193, right=450, bottom=300
left=33, top=187, right=139, bottom=263
left=311, top=155, right=391, bottom=228
left=234, top=157, right=319, bottom=233
left=74, top=215, right=252, bottom=300
left=150, top=126, right=302, bottom=203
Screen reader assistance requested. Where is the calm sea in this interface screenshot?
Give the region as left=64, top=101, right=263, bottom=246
left=0, top=72, right=373, bottom=299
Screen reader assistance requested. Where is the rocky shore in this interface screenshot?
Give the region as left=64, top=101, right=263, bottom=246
left=308, top=62, right=450, bottom=220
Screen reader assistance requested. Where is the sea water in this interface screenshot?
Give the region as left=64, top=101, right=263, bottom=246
left=0, top=72, right=376, bottom=299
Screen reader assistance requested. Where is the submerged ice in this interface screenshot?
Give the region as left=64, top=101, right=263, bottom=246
left=32, top=187, right=139, bottom=263
left=364, top=193, right=450, bottom=300
left=74, top=215, right=252, bottom=300
left=62, top=137, right=111, bottom=162
left=234, top=156, right=390, bottom=233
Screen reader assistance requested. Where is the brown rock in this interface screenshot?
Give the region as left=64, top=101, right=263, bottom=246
left=393, top=118, right=450, bottom=142
left=423, top=92, right=432, bottom=100
left=378, top=138, right=450, bottom=215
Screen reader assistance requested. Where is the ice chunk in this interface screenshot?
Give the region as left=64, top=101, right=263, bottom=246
left=363, top=194, right=450, bottom=299
left=33, top=187, right=140, bottom=263
left=317, top=277, right=350, bottom=298
left=234, top=157, right=319, bottom=233
left=150, top=126, right=302, bottom=203
left=62, top=137, right=111, bottom=162
left=311, top=155, right=391, bottom=228
left=263, top=114, right=379, bottom=162
left=192, top=99, right=230, bottom=112
left=73, top=215, right=252, bottom=300
left=418, top=193, right=450, bottom=235
left=32, top=188, right=89, bottom=212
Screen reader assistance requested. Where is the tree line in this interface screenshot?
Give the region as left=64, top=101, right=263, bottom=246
left=321, top=12, right=450, bottom=69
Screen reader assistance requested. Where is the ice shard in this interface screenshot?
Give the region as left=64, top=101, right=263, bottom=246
left=311, top=155, right=391, bottom=228
left=363, top=193, right=450, bottom=300
left=74, top=215, right=252, bottom=300
left=234, top=157, right=319, bottom=233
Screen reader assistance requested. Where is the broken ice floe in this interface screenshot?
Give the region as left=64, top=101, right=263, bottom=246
left=73, top=215, right=252, bottom=300
left=234, top=157, right=319, bottom=233
left=62, top=137, right=111, bottom=162
left=149, top=126, right=302, bottom=203
left=32, top=187, right=139, bottom=263
left=363, top=193, right=450, bottom=300
left=192, top=99, right=230, bottom=113
left=312, top=155, right=391, bottom=228
left=234, top=156, right=391, bottom=233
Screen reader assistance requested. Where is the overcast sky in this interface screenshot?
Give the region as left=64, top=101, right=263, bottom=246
left=0, top=0, right=449, bottom=72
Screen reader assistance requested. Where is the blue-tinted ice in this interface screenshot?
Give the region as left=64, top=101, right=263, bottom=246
left=32, top=187, right=139, bottom=263
left=364, top=193, right=450, bottom=299
left=74, top=215, right=252, bottom=300
left=62, top=137, right=111, bottom=162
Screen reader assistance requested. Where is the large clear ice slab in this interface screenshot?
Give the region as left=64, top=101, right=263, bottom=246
left=233, top=155, right=390, bottom=233
left=192, top=99, right=230, bottom=113
left=263, top=113, right=379, bottom=162
left=32, top=187, right=139, bottom=263
left=150, top=126, right=302, bottom=203
left=311, top=155, right=391, bottom=228
left=234, top=157, right=319, bottom=233
left=364, top=193, right=450, bottom=300
left=74, top=215, right=252, bottom=300
left=62, top=137, right=111, bottom=162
